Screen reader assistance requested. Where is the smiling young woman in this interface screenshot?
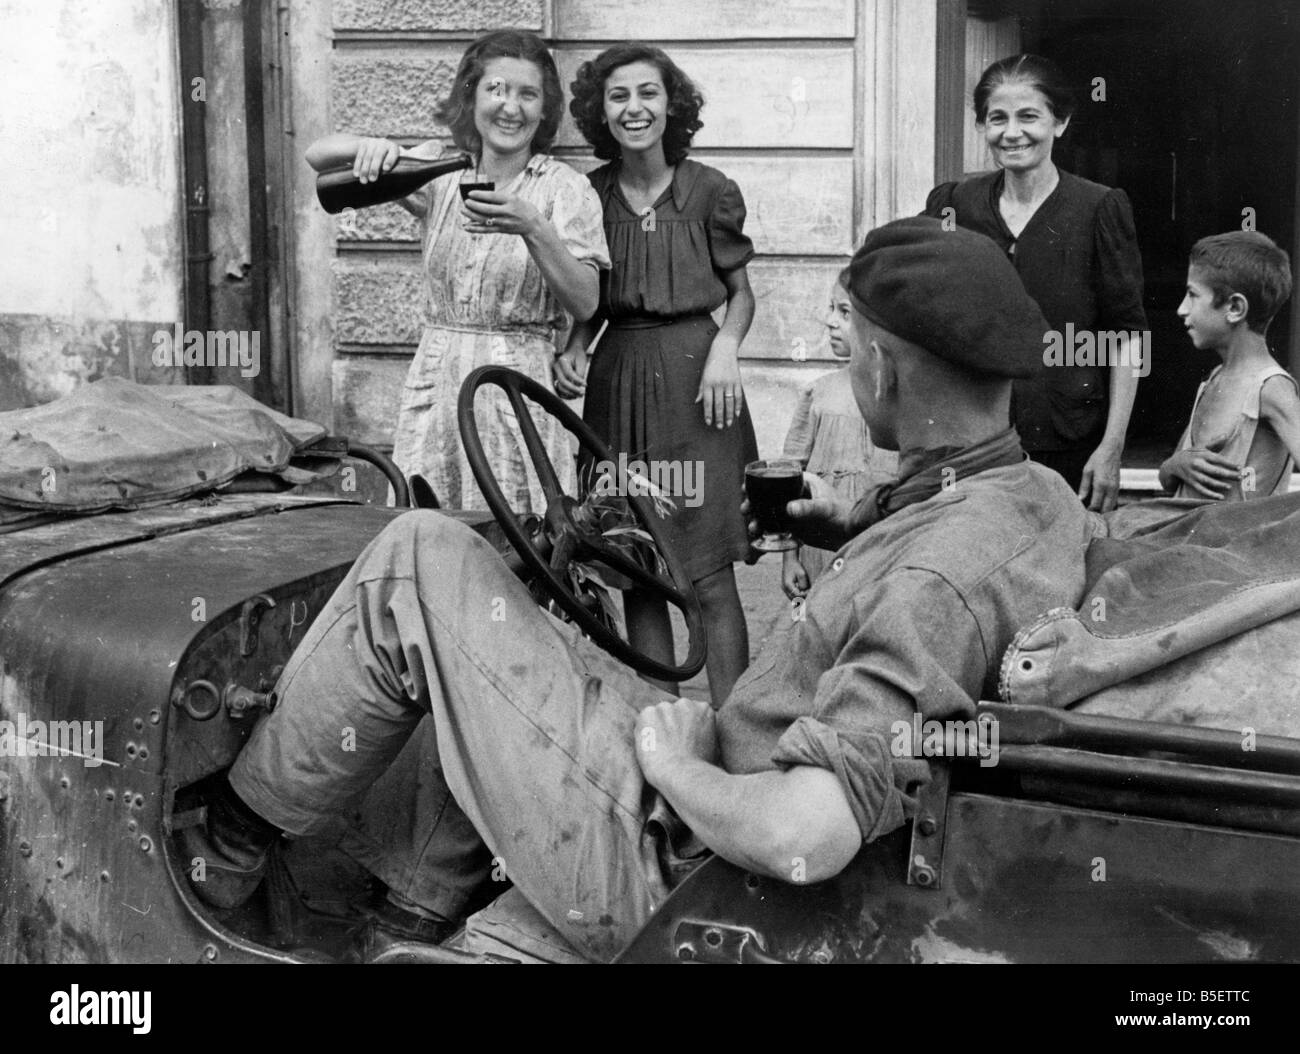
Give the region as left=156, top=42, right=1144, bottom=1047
left=557, top=44, right=758, bottom=705
left=923, top=54, right=1149, bottom=512
left=304, top=29, right=609, bottom=514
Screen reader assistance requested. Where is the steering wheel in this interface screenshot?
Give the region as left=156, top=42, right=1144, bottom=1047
left=457, top=365, right=706, bottom=682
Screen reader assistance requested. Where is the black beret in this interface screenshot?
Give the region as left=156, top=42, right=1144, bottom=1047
left=839, top=216, right=1047, bottom=379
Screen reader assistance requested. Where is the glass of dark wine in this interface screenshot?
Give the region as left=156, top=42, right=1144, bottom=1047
left=458, top=166, right=496, bottom=204
left=745, top=458, right=804, bottom=553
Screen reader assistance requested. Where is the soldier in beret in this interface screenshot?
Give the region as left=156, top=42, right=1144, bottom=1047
left=182, top=217, right=1091, bottom=962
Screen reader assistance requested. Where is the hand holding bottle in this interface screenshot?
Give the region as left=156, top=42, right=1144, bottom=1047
left=352, top=138, right=402, bottom=183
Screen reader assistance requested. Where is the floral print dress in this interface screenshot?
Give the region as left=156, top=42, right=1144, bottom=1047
left=393, top=153, right=610, bottom=512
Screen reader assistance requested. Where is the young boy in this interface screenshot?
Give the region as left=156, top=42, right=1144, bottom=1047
left=1160, top=231, right=1300, bottom=500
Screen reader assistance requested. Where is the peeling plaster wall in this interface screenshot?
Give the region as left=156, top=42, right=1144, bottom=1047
left=0, top=0, right=184, bottom=409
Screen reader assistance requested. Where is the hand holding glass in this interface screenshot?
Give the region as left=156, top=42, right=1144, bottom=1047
left=745, top=459, right=804, bottom=552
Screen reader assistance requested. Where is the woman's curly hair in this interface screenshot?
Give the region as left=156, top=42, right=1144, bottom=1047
left=569, top=44, right=704, bottom=166
left=435, top=30, right=564, bottom=156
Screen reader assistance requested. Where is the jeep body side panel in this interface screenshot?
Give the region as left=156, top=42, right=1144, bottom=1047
left=619, top=794, right=1300, bottom=963
left=0, top=502, right=414, bottom=962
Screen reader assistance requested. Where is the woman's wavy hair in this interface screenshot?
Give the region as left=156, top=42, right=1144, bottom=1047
left=973, top=53, right=1076, bottom=125
left=569, top=44, right=704, bottom=165
left=435, top=30, right=564, bottom=156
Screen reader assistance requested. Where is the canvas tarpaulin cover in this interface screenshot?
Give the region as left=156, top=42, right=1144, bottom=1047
left=1001, top=492, right=1300, bottom=737
left=0, top=378, right=329, bottom=524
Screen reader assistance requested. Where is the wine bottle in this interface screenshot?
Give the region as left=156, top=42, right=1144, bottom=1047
left=316, top=152, right=474, bottom=214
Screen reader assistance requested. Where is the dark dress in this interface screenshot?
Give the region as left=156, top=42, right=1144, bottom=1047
left=924, top=170, right=1147, bottom=485
left=583, top=159, right=759, bottom=581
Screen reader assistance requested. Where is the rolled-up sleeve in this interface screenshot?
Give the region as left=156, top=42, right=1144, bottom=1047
left=771, top=569, right=989, bottom=841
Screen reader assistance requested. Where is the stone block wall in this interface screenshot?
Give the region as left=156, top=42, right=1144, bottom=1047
left=315, top=0, right=937, bottom=457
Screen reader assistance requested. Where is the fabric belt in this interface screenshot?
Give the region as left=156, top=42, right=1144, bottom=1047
left=424, top=319, right=556, bottom=341
left=607, top=313, right=712, bottom=331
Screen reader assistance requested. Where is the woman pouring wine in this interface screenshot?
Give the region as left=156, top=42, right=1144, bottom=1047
left=302, top=31, right=611, bottom=942
left=306, top=29, right=610, bottom=512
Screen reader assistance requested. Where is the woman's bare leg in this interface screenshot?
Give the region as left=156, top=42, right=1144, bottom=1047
left=694, top=565, right=749, bottom=708
left=624, top=588, right=679, bottom=697
left=625, top=566, right=750, bottom=705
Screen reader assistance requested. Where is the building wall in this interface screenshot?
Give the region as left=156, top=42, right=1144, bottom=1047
left=301, top=0, right=937, bottom=458
left=0, top=0, right=185, bottom=410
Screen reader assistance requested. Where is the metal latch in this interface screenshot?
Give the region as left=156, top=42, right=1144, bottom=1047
left=907, top=762, right=951, bottom=888
left=239, top=593, right=276, bottom=657
left=224, top=683, right=276, bottom=721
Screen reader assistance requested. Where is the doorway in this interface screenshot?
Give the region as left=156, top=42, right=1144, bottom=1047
left=965, top=0, right=1300, bottom=464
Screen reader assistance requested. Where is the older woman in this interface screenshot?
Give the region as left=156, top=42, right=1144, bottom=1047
left=306, top=29, right=609, bottom=512
left=924, top=54, right=1148, bottom=511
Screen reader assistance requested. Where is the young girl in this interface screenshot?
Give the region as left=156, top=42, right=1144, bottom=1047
left=306, top=30, right=608, bottom=513
left=781, top=279, right=899, bottom=598
left=555, top=44, right=756, bottom=705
